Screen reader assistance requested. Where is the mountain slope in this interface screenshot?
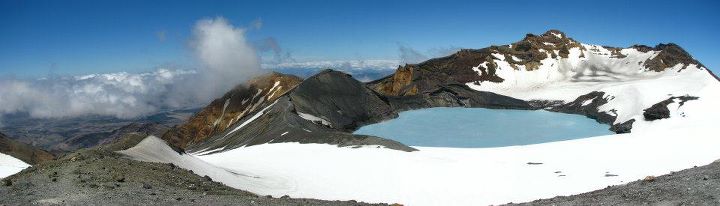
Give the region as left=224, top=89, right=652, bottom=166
left=0, top=134, right=386, bottom=205
left=158, top=30, right=720, bottom=206
left=369, top=30, right=717, bottom=133
left=188, top=70, right=417, bottom=153
left=162, top=72, right=303, bottom=149
left=0, top=132, right=54, bottom=165
left=52, top=122, right=170, bottom=152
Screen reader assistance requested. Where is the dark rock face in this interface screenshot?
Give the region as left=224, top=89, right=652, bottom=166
left=384, top=84, right=533, bottom=112
left=548, top=91, right=633, bottom=133
left=610, top=119, right=635, bottom=134
left=0, top=132, right=54, bottom=165
left=188, top=96, right=416, bottom=153
left=643, top=96, right=699, bottom=121
left=643, top=101, right=671, bottom=121
left=289, top=70, right=397, bottom=131
left=643, top=43, right=705, bottom=72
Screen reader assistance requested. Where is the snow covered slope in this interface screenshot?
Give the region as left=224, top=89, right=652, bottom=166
left=196, top=126, right=720, bottom=205
left=0, top=152, right=29, bottom=179
left=464, top=33, right=718, bottom=130
left=117, top=136, right=294, bottom=195
left=119, top=30, right=720, bottom=205
left=370, top=30, right=717, bottom=132
left=162, top=72, right=302, bottom=149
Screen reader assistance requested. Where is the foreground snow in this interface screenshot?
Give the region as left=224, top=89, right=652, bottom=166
left=0, top=152, right=29, bottom=179
left=192, top=124, right=720, bottom=205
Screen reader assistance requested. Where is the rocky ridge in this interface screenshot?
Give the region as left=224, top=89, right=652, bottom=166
left=0, top=132, right=54, bottom=165
left=162, top=72, right=303, bottom=149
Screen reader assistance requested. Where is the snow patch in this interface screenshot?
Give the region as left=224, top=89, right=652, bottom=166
left=224, top=100, right=277, bottom=137
left=213, top=98, right=231, bottom=127
left=118, top=136, right=289, bottom=194
left=0, top=152, right=30, bottom=179
left=297, top=112, right=332, bottom=127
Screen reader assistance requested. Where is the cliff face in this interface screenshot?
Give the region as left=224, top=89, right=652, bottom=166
left=642, top=43, right=705, bottom=72
left=162, top=72, right=302, bottom=149
left=0, top=132, right=54, bottom=165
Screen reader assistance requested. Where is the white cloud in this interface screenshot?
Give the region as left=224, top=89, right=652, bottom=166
left=191, top=17, right=262, bottom=83
left=0, top=17, right=266, bottom=120
left=0, top=69, right=196, bottom=119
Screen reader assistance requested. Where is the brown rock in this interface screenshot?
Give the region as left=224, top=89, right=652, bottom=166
left=161, top=72, right=302, bottom=149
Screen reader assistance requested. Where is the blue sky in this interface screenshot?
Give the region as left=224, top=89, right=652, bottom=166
left=1, top=0, right=719, bottom=77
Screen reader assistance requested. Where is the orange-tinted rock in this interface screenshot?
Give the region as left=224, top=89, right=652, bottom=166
left=162, top=72, right=302, bottom=149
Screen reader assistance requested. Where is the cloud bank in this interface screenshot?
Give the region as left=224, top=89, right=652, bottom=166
left=0, top=69, right=196, bottom=119
left=0, top=16, right=460, bottom=121
left=0, top=17, right=264, bottom=120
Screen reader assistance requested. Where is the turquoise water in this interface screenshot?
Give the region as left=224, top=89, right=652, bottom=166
left=353, top=107, right=613, bottom=148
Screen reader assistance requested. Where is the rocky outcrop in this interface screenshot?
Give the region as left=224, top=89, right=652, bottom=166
left=0, top=132, right=54, bottom=165
left=289, top=70, right=397, bottom=131
left=610, top=119, right=635, bottom=134
left=643, top=96, right=699, bottom=121
left=642, top=43, right=705, bottom=72
left=548, top=91, right=631, bottom=133
left=162, top=72, right=302, bottom=149
left=384, top=84, right=533, bottom=111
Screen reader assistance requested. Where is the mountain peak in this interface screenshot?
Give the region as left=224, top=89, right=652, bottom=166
left=542, top=29, right=567, bottom=39
left=162, top=72, right=303, bottom=149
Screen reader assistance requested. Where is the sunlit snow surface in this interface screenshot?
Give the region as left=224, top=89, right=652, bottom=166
left=353, top=107, right=612, bottom=148
left=0, top=152, right=29, bottom=179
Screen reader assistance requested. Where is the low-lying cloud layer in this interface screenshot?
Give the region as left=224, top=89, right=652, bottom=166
left=0, top=69, right=196, bottom=119
left=0, top=16, right=461, bottom=121
left=0, top=17, right=263, bottom=120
